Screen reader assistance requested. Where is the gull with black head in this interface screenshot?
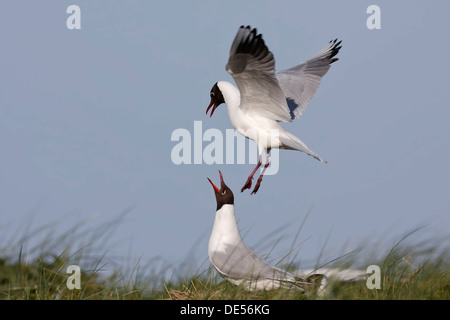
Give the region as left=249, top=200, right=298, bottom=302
left=206, top=25, right=342, bottom=194
left=207, top=170, right=328, bottom=293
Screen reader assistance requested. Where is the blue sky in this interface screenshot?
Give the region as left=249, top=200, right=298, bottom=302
left=0, top=1, right=449, bottom=277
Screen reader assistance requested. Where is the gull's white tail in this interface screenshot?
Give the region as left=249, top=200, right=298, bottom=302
left=279, top=130, right=327, bottom=163
left=296, top=268, right=367, bottom=282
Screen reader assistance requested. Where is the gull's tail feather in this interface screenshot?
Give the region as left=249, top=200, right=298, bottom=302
left=279, top=131, right=327, bottom=163
left=296, top=268, right=367, bottom=282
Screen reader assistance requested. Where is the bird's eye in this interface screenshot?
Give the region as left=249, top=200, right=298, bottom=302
left=210, top=92, right=215, bottom=97
left=221, top=190, right=227, bottom=195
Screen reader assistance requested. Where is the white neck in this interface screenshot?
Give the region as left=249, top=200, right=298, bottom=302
left=208, top=204, right=242, bottom=254
left=217, top=81, right=241, bottom=125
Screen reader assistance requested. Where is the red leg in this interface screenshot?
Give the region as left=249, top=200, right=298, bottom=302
left=251, top=152, right=270, bottom=195
left=241, top=155, right=262, bottom=192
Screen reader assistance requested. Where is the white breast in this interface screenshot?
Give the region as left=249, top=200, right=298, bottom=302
left=208, top=204, right=242, bottom=256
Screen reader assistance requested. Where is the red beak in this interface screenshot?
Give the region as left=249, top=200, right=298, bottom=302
left=206, top=99, right=219, bottom=117
left=207, top=170, right=223, bottom=192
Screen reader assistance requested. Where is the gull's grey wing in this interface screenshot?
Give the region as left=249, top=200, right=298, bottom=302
left=277, top=39, right=342, bottom=120
left=210, top=241, right=296, bottom=283
left=226, top=26, right=292, bottom=122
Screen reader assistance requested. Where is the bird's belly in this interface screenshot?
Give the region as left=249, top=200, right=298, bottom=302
left=235, top=127, right=283, bottom=150
left=229, top=111, right=284, bottom=150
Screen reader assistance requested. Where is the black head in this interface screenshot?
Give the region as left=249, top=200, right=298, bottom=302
left=206, top=82, right=225, bottom=117
left=207, top=170, right=234, bottom=211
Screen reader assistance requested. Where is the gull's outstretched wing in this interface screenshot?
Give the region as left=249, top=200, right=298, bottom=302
left=276, top=39, right=342, bottom=120
left=226, top=25, right=292, bottom=122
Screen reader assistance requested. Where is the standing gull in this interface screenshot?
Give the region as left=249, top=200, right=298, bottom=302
left=206, top=25, right=342, bottom=194
left=207, top=170, right=328, bottom=293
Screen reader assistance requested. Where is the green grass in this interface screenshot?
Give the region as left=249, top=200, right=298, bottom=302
left=160, top=231, right=449, bottom=300
left=1, top=214, right=448, bottom=300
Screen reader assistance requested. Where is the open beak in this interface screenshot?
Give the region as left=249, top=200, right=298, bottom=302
left=206, top=99, right=219, bottom=117
left=207, top=170, right=224, bottom=192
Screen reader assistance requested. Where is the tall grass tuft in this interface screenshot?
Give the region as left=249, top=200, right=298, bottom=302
left=0, top=209, right=154, bottom=300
